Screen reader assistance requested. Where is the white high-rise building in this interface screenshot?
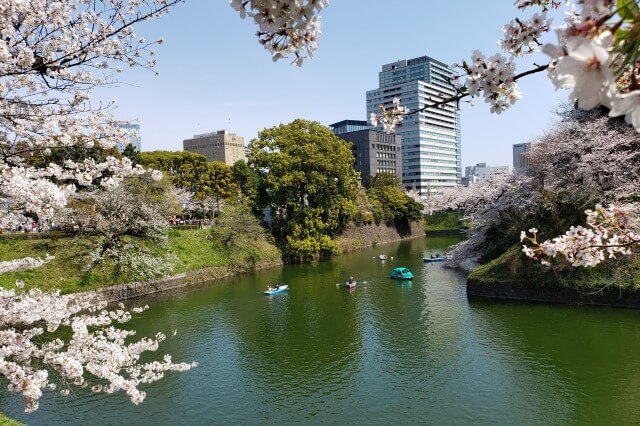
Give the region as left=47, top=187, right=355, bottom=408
left=115, top=120, right=141, bottom=152
left=366, top=55, right=462, bottom=195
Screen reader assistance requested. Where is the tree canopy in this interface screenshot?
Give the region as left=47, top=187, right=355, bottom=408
left=366, top=173, right=424, bottom=224
left=249, top=119, right=358, bottom=261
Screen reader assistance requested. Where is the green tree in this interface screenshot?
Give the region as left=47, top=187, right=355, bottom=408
left=232, top=159, right=259, bottom=199
left=366, top=172, right=424, bottom=223
left=211, top=198, right=266, bottom=248
left=204, top=161, right=239, bottom=213
left=211, top=198, right=278, bottom=268
left=121, top=143, right=140, bottom=166
left=139, top=151, right=208, bottom=194
left=248, top=119, right=358, bottom=262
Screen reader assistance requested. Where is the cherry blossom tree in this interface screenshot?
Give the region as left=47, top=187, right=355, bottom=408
left=520, top=107, right=640, bottom=267
left=427, top=173, right=543, bottom=268
left=434, top=106, right=640, bottom=269
left=1, top=287, right=196, bottom=413
left=0, top=0, right=198, bottom=413
left=230, top=0, right=328, bottom=66
left=1, top=0, right=182, bottom=232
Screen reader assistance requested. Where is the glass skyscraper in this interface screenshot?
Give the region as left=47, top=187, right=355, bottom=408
left=366, top=55, right=461, bottom=194
left=115, top=121, right=141, bottom=152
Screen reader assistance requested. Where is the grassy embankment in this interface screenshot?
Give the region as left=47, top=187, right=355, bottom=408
left=470, top=244, right=640, bottom=291
left=423, top=211, right=469, bottom=233
left=0, top=228, right=281, bottom=294
left=0, top=413, right=23, bottom=426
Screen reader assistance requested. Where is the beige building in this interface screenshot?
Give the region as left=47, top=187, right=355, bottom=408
left=183, top=130, right=246, bottom=165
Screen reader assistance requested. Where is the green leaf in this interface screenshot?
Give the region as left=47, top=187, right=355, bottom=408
left=617, top=0, right=640, bottom=22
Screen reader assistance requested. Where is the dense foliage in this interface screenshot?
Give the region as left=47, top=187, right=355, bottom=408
left=249, top=119, right=358, bottom=261
left=432, top=106, right=640, bottom=272
left=365, top=173, right=424, bottom=225
left=139, top=151, right=238, bottom=216
left=65, top=174, right=181, bottom=283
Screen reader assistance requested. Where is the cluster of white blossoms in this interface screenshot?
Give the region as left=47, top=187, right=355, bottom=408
left=0, top=287, right=196, bottom=412
left=369, top=98, right=409, bottom=133
left=452, top=52, right=522, bottom=114
left=369, top=0, right=640, bottom=135
left=229, top=0, right=328, bottom=65
left=0, top=255, right=54, bottom=274
left=499, top=12, right=553, bottom=56
left=1, top=158, right=161, bottom=230
left=0, top=0, right=177, bottom=231
left=521, top=204, right=640, bottom=267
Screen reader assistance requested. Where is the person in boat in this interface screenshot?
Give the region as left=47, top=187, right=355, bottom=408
left=348, top=276, right=355, bottom=285
left=274, top=284, right=280, bottom=290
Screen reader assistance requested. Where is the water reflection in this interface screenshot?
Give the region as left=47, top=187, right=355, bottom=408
left=5, top=235, right=640, bottom=425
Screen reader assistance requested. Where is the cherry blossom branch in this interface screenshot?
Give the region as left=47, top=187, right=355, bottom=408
left=0, top=286, right=196, bottom=412
left=521, top=204, right=640, bottom=267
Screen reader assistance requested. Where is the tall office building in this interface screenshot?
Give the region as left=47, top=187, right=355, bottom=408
left=330, top=119, right=402, bottom=183
left=366, top=55, right=462, bottom=195
left=115, top=120, right=141, bottom=152
left=183, top=130, right=246, bottom=166
left=513, top=142, right=532, bottom=170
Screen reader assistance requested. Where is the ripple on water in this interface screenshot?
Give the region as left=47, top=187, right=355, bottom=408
left=6, top=237, right=640, bottom=424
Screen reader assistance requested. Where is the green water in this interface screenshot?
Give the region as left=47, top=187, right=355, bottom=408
left=4, top=236, right=640, bottom=425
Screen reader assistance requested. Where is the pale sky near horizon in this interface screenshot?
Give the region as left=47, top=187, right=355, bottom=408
left=97, top=1, right=569, bottom=169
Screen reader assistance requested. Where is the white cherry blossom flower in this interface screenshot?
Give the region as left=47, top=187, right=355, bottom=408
left=546, top=33, right=614, bottom=109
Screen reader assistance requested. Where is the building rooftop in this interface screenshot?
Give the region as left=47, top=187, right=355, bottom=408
left=192, top=130, right=238, bottom=139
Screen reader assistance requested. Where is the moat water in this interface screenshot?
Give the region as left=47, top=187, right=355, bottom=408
left=4, top=236, right=640, bottom=425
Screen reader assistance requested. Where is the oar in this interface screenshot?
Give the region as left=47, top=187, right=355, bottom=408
left=336, top=281, right=368, bottom=286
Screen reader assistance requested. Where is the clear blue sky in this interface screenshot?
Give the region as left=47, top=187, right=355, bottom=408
left=97, top=1, right=568, bottom=169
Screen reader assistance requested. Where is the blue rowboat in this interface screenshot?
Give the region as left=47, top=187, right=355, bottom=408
left=390, top=267, right=414, bottom=280
left=264, top=285, right=288, bottom=296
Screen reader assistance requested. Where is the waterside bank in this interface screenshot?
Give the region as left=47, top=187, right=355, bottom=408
left=1, top=222, right=427, bottom=302
left=466, top=245, right=640, bottom=308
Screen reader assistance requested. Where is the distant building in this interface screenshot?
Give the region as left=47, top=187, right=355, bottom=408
left=330, top=119, right=370, bottom=135
left=183, top=130, right=246, bottom=166
left=115, top=121, right=141, bottom=152
left=330, top=120, right=402, bottom=183
left=513, top=142, right=532, bottom=170
left=463, top=162, right=509, bottom=186
left=366, top=55, right=462, bottom=194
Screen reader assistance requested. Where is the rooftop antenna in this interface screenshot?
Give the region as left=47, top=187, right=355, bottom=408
left=228, top=117, right=231, bottom=132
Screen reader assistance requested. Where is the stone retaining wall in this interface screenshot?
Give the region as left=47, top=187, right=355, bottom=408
left=88, top=260, right=282, bottom=302
left=338, top=221, right=425, bottom=253
left=467, top=276, right=640, bottom=308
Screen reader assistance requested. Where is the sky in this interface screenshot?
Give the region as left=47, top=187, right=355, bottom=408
left=97, top=1, right=569, bottom=169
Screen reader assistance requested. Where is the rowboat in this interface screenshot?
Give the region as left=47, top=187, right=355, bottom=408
left=264, top=285, right=288, bottom=295
left=379, top=254, right=387, bottom=260
left=342, top=281, right=356, bottom=289
left=423, top=257, right=445, bottom=263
